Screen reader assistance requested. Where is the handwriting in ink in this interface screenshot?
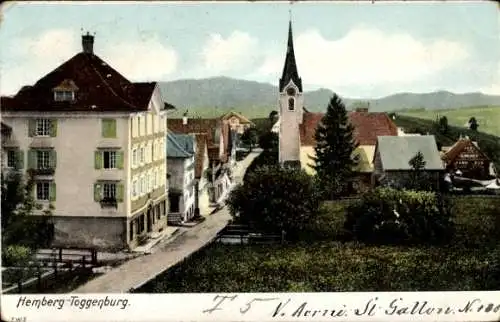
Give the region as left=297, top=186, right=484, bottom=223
left=240, top=297, right=280, bottom=314
left=202, top=295, right=238, bottom=314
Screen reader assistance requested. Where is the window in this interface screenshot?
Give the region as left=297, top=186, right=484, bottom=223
left=132, top=149, right=137, bottom=167
left=36, top=182, right=50, bottom=200
left=36, top=119, right=51, bottom=136
left=132, top=180, right=138, bottom=197
left=152, top=143, right=155, bottom=161
left=102, top=183, right=116, bottom=200
left=153, top=170, right=157, bottom=189
left=54, top=90, right=74, bottom=102
left=7, top=150, right=16, bottom=168
left=140, top=147, right=145, bottom=164
left=288, top=97, right=295, bottom=111
left=37, top=150, right=51, bottom=169
left=103, top=151, right=117, bottom=169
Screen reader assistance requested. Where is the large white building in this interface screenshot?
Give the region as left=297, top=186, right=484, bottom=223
left=1, top=33, right=171, bottom=251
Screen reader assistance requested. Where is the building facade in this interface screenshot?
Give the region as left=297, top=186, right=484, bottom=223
left=0, top=33, right=170, bottom=251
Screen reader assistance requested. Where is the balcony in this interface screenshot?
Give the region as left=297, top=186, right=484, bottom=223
left=100, top=198, right=118, bottom=209
left=28, top=167, right=55, bottom=176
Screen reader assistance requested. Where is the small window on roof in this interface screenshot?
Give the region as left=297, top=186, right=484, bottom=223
left=54, top=90, right=75, bottom=102
left=53, top=79, right=78, bottom=102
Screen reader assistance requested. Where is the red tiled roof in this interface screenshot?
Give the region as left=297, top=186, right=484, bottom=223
left=1, top=53, right=156, bottom=112
left=300, top=111, right=398, bottom=146
left=194, top=133, right=208, bottom=179
left=168, top=118, right=231, bottom=164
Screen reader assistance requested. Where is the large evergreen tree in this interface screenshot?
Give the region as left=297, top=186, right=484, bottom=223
left=310, top=94, right=359, bottom=198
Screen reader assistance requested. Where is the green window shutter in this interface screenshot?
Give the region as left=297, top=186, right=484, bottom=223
left=49, top=119, right=58, bottom=137
left=49, top=182, right=56, bottom=201
left=15, top=150, right=24, bottom=170
left=28, top=150, right=36, bottom=169
left=116, top=183, right=124, bottom=202
left=102, top=119, right=116, bottom=138
left=93, top=183, right=102, bottom=202
left=94, top=151, right=102, bottom=169
left=50, top=150, right=57, bottom=169
left=28, top=119, right=36, bottom=137
left=116, top=151, right=124, bottom=169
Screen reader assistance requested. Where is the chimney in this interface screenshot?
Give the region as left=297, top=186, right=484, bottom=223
left=82, top=32, right=94, bottom=54
left=182, top=111, right=188, bottom=125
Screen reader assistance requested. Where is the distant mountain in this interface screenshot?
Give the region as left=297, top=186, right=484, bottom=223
left=159, top=77, right=500, bottom=118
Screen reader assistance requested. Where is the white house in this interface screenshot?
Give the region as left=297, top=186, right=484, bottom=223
left=166, top=132, right=196, bottom=224
left=0, top=33, right=171, bottom=251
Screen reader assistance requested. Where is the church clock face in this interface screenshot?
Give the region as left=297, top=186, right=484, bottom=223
left=286, top=87, right=296, bottom=96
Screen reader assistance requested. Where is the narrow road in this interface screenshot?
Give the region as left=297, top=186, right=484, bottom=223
left=73, top=150, right=260, bottom=293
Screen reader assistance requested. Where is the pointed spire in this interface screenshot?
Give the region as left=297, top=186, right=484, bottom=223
left=279, top=16, right=302, bottom=92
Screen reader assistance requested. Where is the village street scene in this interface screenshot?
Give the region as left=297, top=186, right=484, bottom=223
left=1, top=2, right=499, bottom=295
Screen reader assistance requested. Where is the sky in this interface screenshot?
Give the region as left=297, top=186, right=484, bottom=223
left=0, top=1, right=499, bottom=99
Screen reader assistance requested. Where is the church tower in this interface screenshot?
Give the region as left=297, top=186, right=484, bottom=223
left=278, top=19, right=303, bottom=168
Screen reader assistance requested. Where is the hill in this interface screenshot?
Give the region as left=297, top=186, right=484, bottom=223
left=398, top=105, right=500, bottom=137
left=159, top=77, right=500, bottom=117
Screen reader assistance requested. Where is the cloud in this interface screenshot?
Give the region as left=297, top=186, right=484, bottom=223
left=253, top=26, right=469, bottom=93
left=0, top=29, right=178, bottom=95
left=200, top=30, right=259, bottom=75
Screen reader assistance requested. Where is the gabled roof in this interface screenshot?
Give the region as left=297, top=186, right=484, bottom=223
left=1, top=52, right=158, bottom=112
left=442, top=138, right=490, bottom=163
left=166, top=132, right=193, bottom=158
left=375, top=135, right=444, bottom=171
left=221, top=111, right=253, bottom=124
left=300, top=111, right=398, bottom=146
left=194, top=133, right=209, bottom=179
left=172, top=133, right=195, bottom=154
left=279, top=20, right=302, bottom=92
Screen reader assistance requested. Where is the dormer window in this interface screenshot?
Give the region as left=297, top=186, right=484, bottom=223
left=52, top=79, right=78, bottom=102
left=54, top=90, right=75, bottom=102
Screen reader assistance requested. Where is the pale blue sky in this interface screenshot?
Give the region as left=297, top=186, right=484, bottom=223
left=0, top=1, right=498, bottom=98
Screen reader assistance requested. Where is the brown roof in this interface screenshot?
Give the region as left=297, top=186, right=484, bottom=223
left=194, top=133, right=208, bottom=179
left=442, top=138, right=490, bottom=163
left=1, top=52, right=157, bottom=112
left=168, top=118, right=232, bottom=164
left=300, top=111, right=398, bottom=146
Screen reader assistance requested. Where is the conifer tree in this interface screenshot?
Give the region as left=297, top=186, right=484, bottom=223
left=310, top=94, right=359, bottom=198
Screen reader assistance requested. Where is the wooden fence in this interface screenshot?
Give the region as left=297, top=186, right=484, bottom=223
left=215, top=224, right=284, bottom=245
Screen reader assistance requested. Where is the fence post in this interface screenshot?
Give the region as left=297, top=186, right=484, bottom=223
left=54, top=261, right=58, bottom=278
left=59, top=248, right=63, bottom=262
left=68, top=260, right=73, bottom=272
left=17, top=280, right=22, bottom=294
left=81, top=256, right=86, bottom=268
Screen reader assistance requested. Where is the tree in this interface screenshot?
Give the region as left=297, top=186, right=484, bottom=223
left=258, top=131, right=279, bottom=151
left=438, top=116, right=448, bottom=134
left=1, top=171, right=54, bottom=266
left=269, top=110, right=278, bottom=124
left=468, top=117, right=479, bottom=131
left=310, top=94, right=359, bottom=198
left=227, top=165, right=321, bottom=240
left=407, top=151, right=431, bottom=191
left=240, top=127, right=258, bottom=151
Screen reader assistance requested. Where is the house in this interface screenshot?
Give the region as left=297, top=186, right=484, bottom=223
left=274, top=19, right=398, bottom=191
left=0, top=33, right=171, bottom=251
left=372, top=135, right=445, bottom=189
left=220, top=111, right=254, bottom=135
left=441, top=136, right=492, bottom=179
left=166, top=132, right=196, bottom=224
left=194, top=133, right=211, bottom=214
left=168, top=116, right=236, bottom=204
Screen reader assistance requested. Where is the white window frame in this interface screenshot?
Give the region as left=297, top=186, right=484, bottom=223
left=132, top=179, right=138, bottom=198
left=132, top=148, right=137, bottom=168
left=6, top=150, right=16, bottom=168
left=103, top=150, right=117, bottom=169
left=140, top=147, right=145, bottom=164
left=36, top=181, right=50, bottom=201
left=36, top=119, right=51, bottom=136
left=102, top=183, right=116, bottom=200
left=54, top=90, right=74, bottom=102
left=37, top=150, right=51, bottom=169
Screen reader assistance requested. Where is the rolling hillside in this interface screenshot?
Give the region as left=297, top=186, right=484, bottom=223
left=398, top=106, right=500, bottom=137
left=159, top=76, right=500, bottom=118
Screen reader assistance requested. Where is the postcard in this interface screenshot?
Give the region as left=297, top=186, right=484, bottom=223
left=1, top=1, right=499, bottom=321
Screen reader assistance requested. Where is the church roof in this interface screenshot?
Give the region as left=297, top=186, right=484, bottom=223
left=279, top=20, right=302, bottom=92
left=299, top=111, right=398, bottom=146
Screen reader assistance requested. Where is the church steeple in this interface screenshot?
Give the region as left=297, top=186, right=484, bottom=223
left=279, top=18, right=302, bottom=92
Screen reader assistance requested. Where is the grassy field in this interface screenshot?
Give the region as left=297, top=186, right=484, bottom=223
left=136, top=197, right=500, bottom=293
left=398, top=105, right=500, bottom=137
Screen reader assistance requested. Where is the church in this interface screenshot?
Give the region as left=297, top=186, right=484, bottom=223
left=276, top=19, right=399, bottom=191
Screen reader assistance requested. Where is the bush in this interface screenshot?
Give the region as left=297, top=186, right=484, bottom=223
left=2, top=245, right=32, bottom=267
left=227, top=165, right=322, bottom=239
left=243, top=149, right=278, bottom=182
left=344, top=188, right=454, bottom=245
